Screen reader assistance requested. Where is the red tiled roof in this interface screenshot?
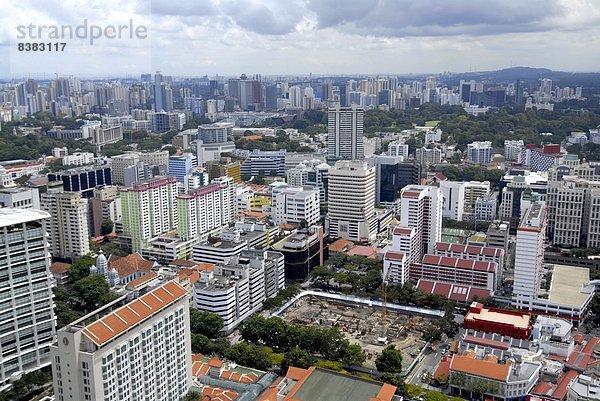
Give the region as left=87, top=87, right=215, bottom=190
left=435, top=242, right=503, bottom=258
left=463, top=335, right=510, bottom=350
left=347, top=245, right=379, bottom=259
left=329, top=238, right=354, bottom=253
left=416, top=279, right=493, bottom=302
left=171, top=259, right=197, bottom=267
left=422, top=254, right=496, bottom=273
left=393, top=227, right=414, bottom=235
left=125, top=271, right=158, bottom=290
left=434, top=356, right=451, bottom=380
left=552, top=370, right=579, bottom=401
left=108, top=253, right=154, bottom=278
left=208, top=357, right=223, bottom=368
left=384, top=251, right=405, bottom=261
left=82, top=281, right=187, bottom=347
left=50, top=262, right=71, bottom=274
left=450, top=354, right=511, bottom=381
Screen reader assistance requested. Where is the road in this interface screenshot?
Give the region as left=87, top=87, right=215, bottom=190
left=405, top=341, right=447, bottom=385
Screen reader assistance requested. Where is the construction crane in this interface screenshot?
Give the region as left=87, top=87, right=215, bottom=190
left=378, top=269, right=390, bottom=345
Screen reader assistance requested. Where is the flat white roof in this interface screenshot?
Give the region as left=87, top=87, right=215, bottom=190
left=0, top=208, right=50, bottom=228
left=548, top=265, right=592, bottom=307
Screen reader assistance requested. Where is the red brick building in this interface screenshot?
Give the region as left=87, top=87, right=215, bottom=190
left=464, top=302, right=532, bottom=340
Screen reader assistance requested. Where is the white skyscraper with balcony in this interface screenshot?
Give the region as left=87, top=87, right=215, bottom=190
left=326, top=160, right=376, bottom=243
left=51, top=281, right=191, bottom=401
left=513, top=202, right=547, bottom=309
left=0, top=209, right=56, bottom=391
left=327, top=105, right=365, bottom=160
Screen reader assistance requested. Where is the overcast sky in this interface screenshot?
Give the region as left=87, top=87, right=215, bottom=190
left=1, top=0, right=600, bottom=78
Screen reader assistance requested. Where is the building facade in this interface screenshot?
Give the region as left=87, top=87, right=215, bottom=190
left=327, top=105, right=364, bottom=160
left=0, top=209, right=56, bottom=392
left=51, top=281, right=191, bottom=401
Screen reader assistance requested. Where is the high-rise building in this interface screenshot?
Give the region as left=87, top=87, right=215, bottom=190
left=168, top=153, right=196, bottom=183
left=272, top=186, right=320, bottom=227
left=388, top=141, right=410, bottom=159
left=177, top=177, right=235, bottom=241
left=0, top=209, right=56, bottom=392
left=327, top=105, right=364, bottom=160
left=286, top=161, right=331, bottom=205
left=513, top=202, right=546, bottom=310
left=504, top=140, right=524, bottom=162
left=326, top=160, right=376, bottom=243
left=41, top=185, right=90, bottom=259
left=0, top=187, right=40, bottom=209
left=193, top=250, right=285, bottom=332
left=399, top=185, right=443, bottom=258
left=467, top=141, right=493, bottom=164
left=415, top=146, right=442, bottom=166
left=48, top=165, right=112, bottom=198
left=439, top=180, right=466, bottom=221
left=368, top=155, right=420, bottom=206
left=120, top=176, right=178, bottom=251
left=198, top=121, right=234, bottom=144
left=51, top=281, right=191, bottom=401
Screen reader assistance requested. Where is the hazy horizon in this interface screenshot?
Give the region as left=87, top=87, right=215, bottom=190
left=2, top=0, right=600, bottom=77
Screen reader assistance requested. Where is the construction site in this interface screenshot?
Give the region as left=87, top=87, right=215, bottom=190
left=280, top=295, right=437, bottom=369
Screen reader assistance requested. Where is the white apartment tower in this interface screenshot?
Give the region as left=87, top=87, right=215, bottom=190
left=513, top=202, right=547, bottom=310
left=120, top=176, right=178, bottom=251
left=51, top=281, right=191, bottom=401
left=177, top=176, right=235, bottom=241
left=399, top=185, right=443, bottom=257
left=0, top=209, right=56, bottom=392
left=272, top=186, right=320, bottom=227
left=326, top=160, right=376, bottom=243
left=327, top=105, right=365, bottom=159
left=41, top=187, right=90, bottom=259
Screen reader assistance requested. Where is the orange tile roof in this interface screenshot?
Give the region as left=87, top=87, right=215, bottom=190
left=329, top=238, right=354, bottom=253
left=220, top=370, right=260, bottom=384
left=244, top=211, right=267, bottom=219
left=346, top=245, right=379, bottom=259
left=50, top=262, right=71, bottom=274
left=201, top=386, right=238, bottom=401
left=125, top=271, right=158, bottom=290
left=82, top=281, right=187, bottom=347
left=171, top=259, right=197, bottom=267
left=450, top=354, right=511, bottom=382
left=286, top=366, right=310, bottom=381
left=208, top=357, right=223, bottom=368
left=242, top=135, right=262, bottom=140
left=194, top=263, right=214, bottom=273
left=192, top=360, right=210, bottom=378
left=108, top=253, right=154, bottom=278
left=434, top=356, right=452, bottom=380
left=257, top=377, right=284, bottom=401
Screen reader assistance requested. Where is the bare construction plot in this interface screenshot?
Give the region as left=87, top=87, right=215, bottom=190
left=281, top=295, right=437, bottom=368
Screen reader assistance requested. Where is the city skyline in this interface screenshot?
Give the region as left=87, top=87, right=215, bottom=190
left=2, top=0, right=600, bottom=77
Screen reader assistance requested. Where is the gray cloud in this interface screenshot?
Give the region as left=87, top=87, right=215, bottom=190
left=307, top=0, right=569, bottom=37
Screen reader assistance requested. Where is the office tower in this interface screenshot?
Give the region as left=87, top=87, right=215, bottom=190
left=51, top=281, right=191, bottom=401
left=540, top=78, right=553, bottom=97
left=89, top=185, right=122, bottom=237
left=48, top=165, right=112, bottom=198
left=265, top=84, right=279, bottom=110
left=168, top=153, right=196, bottom=183
left=41, top=186, right=90, bottom=259
left=327, top=105, right=364, bottom=160
left=240, top=150, right=287, bottom=177
left=467, top=141, right=493, bottom=164
left=459, top=79, right=476, bottom=103
left=288, top=86, right=303, bottom=108
left=177, top=177, right=235, bottom=241
left=271, top=186, right=320, bottom=227
left=326, top=160, right=376, bottom=243
left=368, top=155, right=420, bottom=206
left=205, top=160, right=242, bottom=184
left=439, top=180, right=466, bottom=221
left=110, top=153, right=140, bottom=185
left=0, top=209, right=56, bottom=392
left=338, top=84, right=348, bottom=107
left=198, top=121, right=234, bottom=144
left=120, top=176, right=178, bottom=251
left=513, top=203, right=546, bottom=309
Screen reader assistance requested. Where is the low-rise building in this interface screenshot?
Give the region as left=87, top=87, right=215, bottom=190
left=464, top=302, right=532, bottom=340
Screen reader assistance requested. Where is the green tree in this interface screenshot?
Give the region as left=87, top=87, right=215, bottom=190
left=423, top=326, right=443, bottom=343
left=101, top=219, right=114, bottom=235
left=189, top=308, right=224, bottom=337
left=281, top=348, right=316, bottom=373
left=69, top=255, right=96, bottom=283
left=377, top=373, right=406, bottom=395
left=225, top=342, right=274, bottom=370
left=424, top=390, right=448, bottom=401
left=375, top=345, right=403, bottom=373
left=54, top=301, right=81, bottom=329
left=183, top=390, right=201, bottom=401
left=191, top=333, right=212, bottom=354
left=73, top=275, right=115, bottom=311
left=342, top=343, right=366, bottom=366
left=405, top=384, right=423, bottom=398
